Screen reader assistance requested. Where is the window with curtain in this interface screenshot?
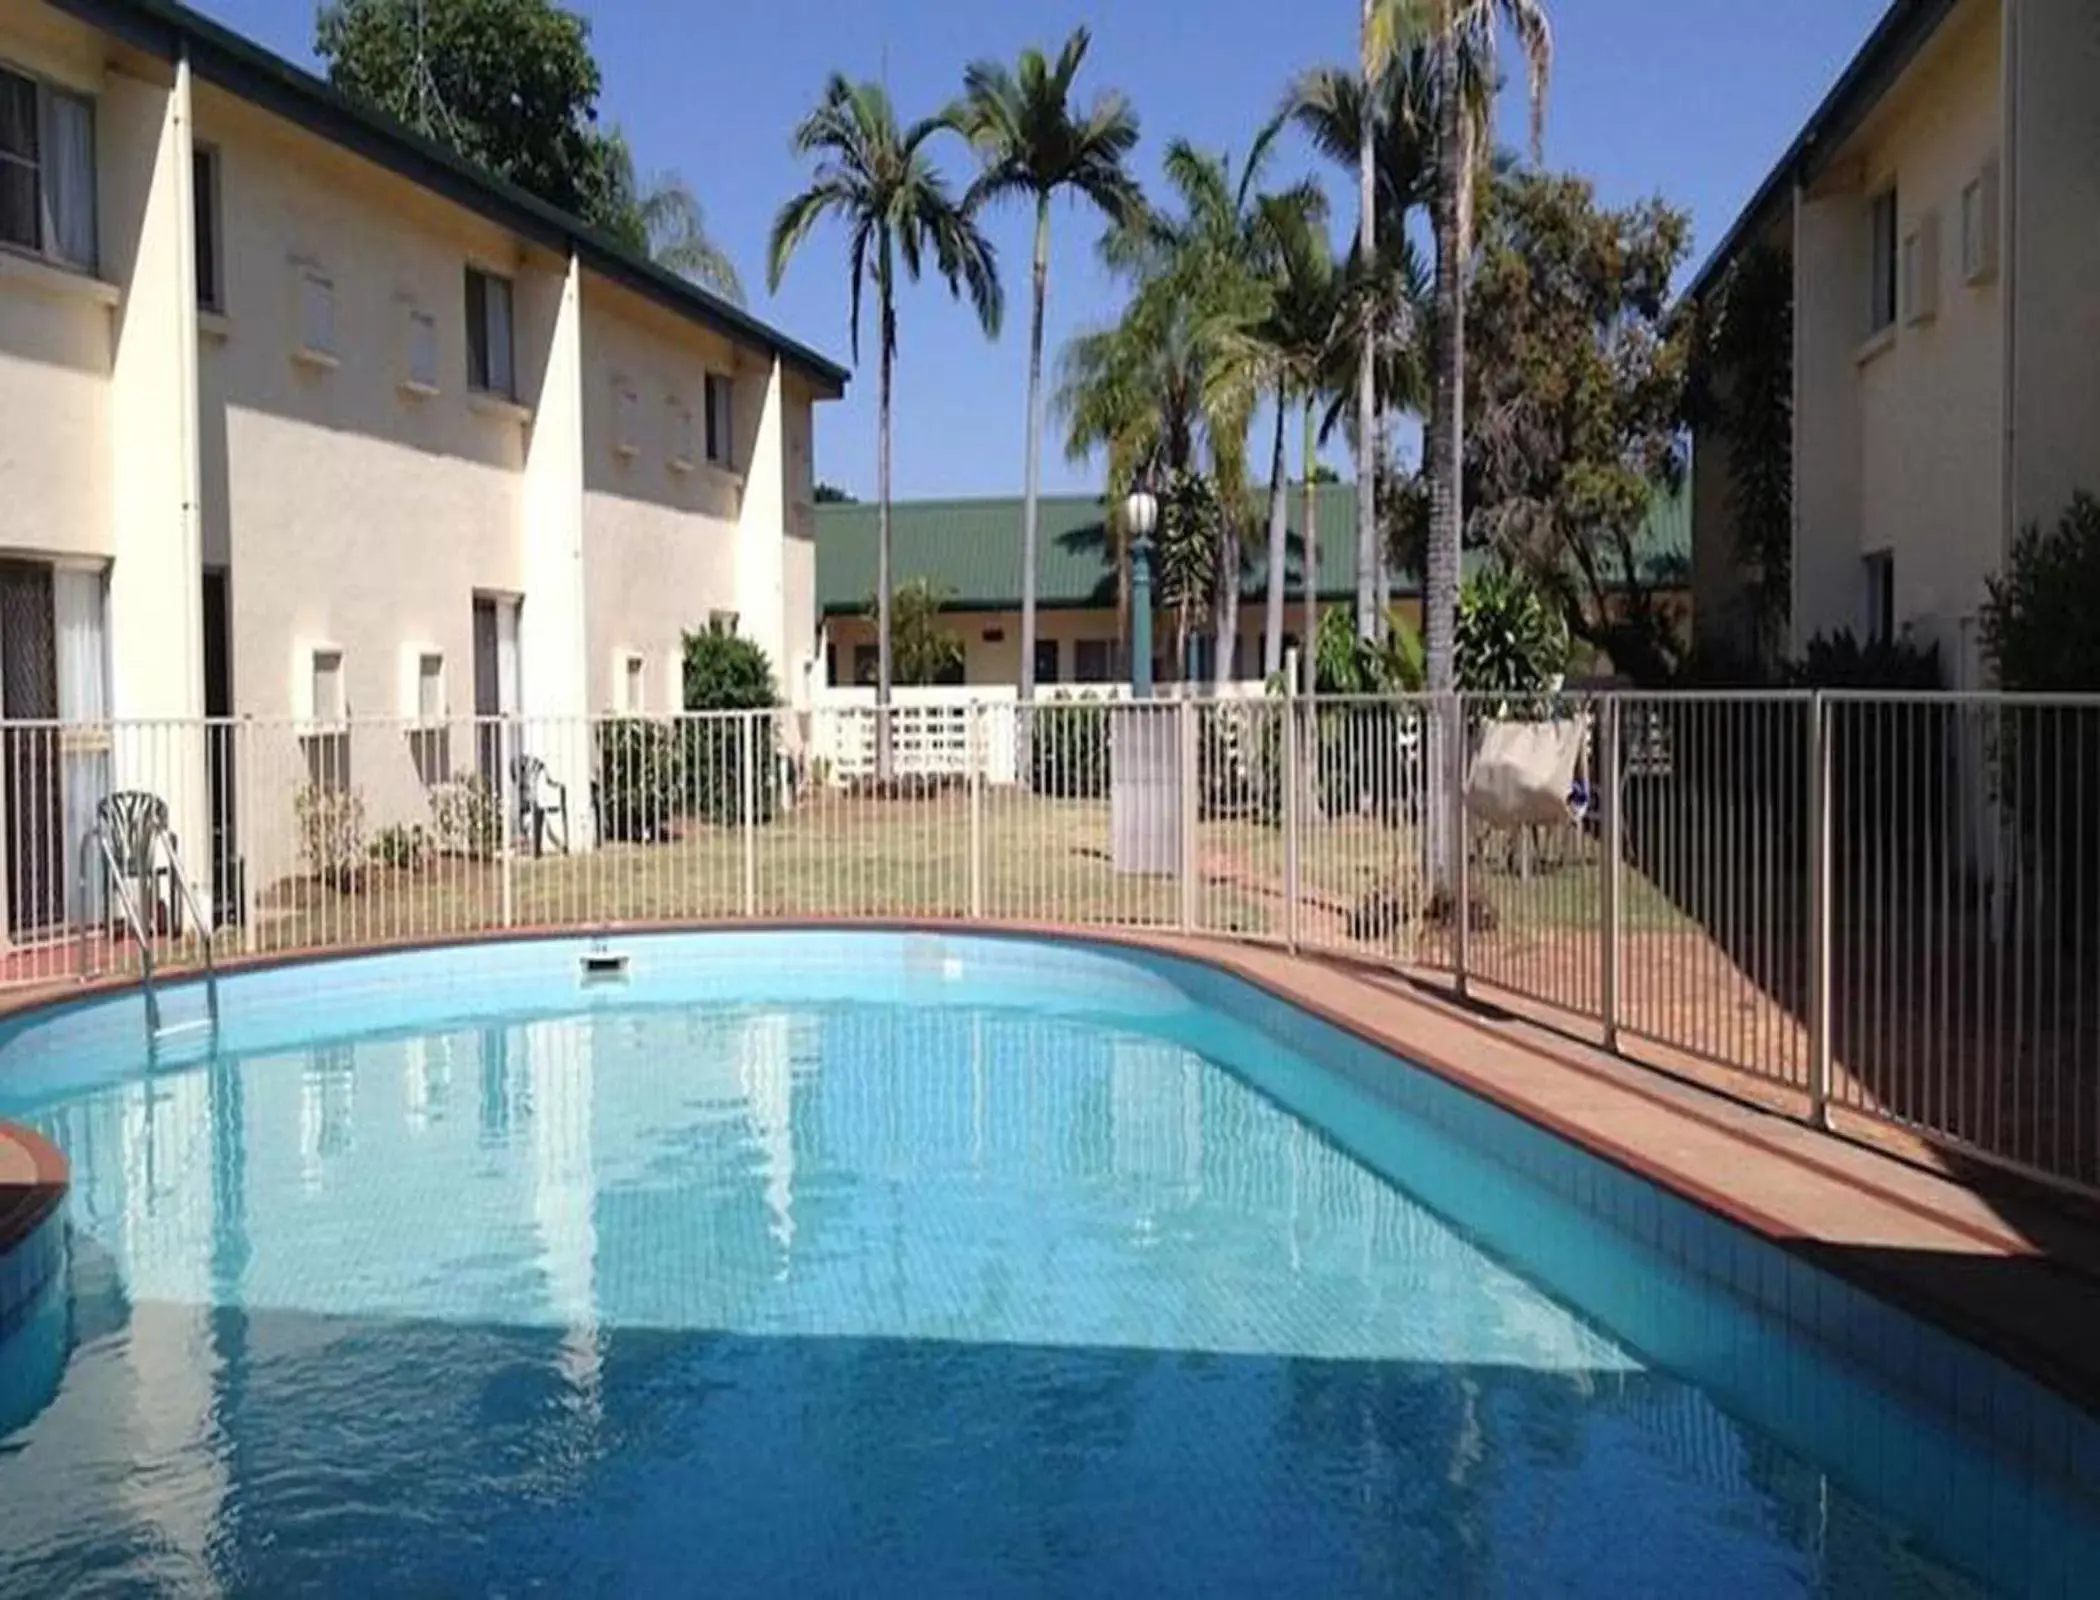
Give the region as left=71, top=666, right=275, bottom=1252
left=53, top=566, right=109, bottom=924
left=0, top=65, right=95, bottom=270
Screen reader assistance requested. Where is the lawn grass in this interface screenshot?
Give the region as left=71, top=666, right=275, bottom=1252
left=231, top=788, right=1691, bottom=964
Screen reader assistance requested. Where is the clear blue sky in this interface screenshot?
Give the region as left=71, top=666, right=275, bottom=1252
left=197, top=0, right=1885, bottom=499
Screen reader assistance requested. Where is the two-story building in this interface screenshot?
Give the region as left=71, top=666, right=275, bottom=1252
left=1688, top=0, right=2100, bottom=680
left=0, top=0, right=842, bottom=943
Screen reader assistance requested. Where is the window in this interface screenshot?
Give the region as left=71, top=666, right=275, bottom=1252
left=311, top=648, right=346, bottom=726
left=405, top=306, right=439, bottom=392
left=1901, top=213, right=1939, bottom=326
left=704, top=372, right=734, bottom=466
left=1074, top=639, right=1118, bottom=683
left=667, top=397, right=697, bottom=470
left=1868, top=186, right=1898, bottom=335
left=296, top=265, right=336, bottom=362
left=465, top=265, right=515, bottom=398
left=708, top=609, right=739, bottom=636
left=416, top=652, right=444, bottom=722
left=1034, top=639, right=1061, bottom=686
left=1960, top=159, right=2000, bottom=284
left=192, top=146, right=220, bottom=310
left=852, top=644, right=879, bottom=685
left=0, top=66, right=95, bottom=270
left=1863, top=551, right=1895, bottom=644
left=623, top=653, right=647, bottom=713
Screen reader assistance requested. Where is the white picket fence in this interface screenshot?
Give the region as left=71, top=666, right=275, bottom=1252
left=806, top=682, right=1273, bottom=786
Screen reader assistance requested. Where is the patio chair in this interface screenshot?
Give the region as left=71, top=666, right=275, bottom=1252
left=94, top=790, right=181, bottom=936
left=514, top=754, right=572, bottom=857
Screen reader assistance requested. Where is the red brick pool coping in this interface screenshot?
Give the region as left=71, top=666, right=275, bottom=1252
left=0, top=1120, right=67, bottom=1259
left=4, top=919, right=2099, bottom=1418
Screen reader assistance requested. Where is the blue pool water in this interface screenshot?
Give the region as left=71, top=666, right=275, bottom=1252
left=0, top=932, right=2095, bottom=1595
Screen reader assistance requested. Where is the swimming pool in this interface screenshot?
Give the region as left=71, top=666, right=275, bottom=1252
left=0, top=930, right=2094, bottom=1595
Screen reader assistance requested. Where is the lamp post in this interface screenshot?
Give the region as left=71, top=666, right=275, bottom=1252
left=1124, top=488, right=1158, bottom=699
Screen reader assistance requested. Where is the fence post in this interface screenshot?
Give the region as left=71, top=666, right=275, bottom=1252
left=968, top=701, right=985, bottom=921
left=1808, top=691, right=1833, bottom=1128
left=499, top=719, right=516, bottom=930
left=1179, top=697, right=1198, bottom=933
left=740, top=712, right=758, bottom=919
left=239, top=717, right=259, bottom=953
left=1450, top=695, right=1471, bottom=997
left=1601, top=695, right=1623, bottom=1050
left=1283, top=693, right=1302, bottom=954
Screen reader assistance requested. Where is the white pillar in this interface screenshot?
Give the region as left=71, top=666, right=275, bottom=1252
left=736, top=356, right=789, bottom=675
left=101, top=54, right=208, bottom=895
left=519, top=252, right=592, bottom=830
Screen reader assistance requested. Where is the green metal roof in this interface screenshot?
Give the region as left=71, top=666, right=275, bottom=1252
left=815, top=482, right=1690, bottom=616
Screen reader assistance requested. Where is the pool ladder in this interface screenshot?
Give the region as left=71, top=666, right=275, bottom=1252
left=78, top=820, right=219, bottom=1045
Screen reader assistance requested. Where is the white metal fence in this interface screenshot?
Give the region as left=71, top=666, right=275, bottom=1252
left=4, top=691, right=2096, bottom=1197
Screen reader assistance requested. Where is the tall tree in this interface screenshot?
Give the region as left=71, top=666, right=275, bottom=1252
left=1465, top=170, right=1691, bottom=685
left=1353, top=0, right=1380, bottom=639
left=956, top=28, right=1143, bottom=705
left=1062, top=136, right=1291, bottom=684
left=1288, top=52, right=1436, bottom=638
left=318, top=0, right=623, bottom=223
left=769, top=76, right=1002, bottom=776
left=1224, top=186, right=1340, bottom=681
left=1377, top=0, right=1553, bottom=701
left=319, top=0, right=742, bottom=287
left=601, top=132, right=744, bottom=301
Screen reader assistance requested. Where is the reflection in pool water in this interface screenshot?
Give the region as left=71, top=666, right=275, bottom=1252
left=0, top=947, right=2076, bottom=1594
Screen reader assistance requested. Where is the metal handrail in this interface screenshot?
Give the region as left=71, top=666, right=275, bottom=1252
left=156, top=830, right=219, bottom=1035
left=78, top=824, right=158, bottom=1033
left=75, top=818, right=219, bottom=1041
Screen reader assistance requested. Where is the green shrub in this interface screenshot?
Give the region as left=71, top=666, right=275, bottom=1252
left=1457, top=567, right=1568, bottom=701
left=682, top=628, right=780, bottom=825
left=1030, top=697, right=1111, bottom=798
left=370, top=822, right=433, bottom=873
left=1982, top=493, right=2100, bottom=936
left=1789, top=628, right=1942, bottom=689
left=597, top=719, right=686, bottom=842
left=295, top=783, right=366, bottom=891
left=428, top=775, right=504, bottom=858
left=683, top=628, right=778, bottom=711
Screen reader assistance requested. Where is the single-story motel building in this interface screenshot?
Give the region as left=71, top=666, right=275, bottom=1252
left=813, top=485, right=1691, bottom=689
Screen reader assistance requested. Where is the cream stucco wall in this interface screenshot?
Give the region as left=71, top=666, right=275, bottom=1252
left=1791, top=0, right=2005, bottom=661
left=2007, top=0, right=2100, bottom=547
left=578, top=277, right=742, bottom=715
left=0, top=0, right=839, bottom=933
left=195, top=87, right=534, bottom=731
left=0, top=3, right=111, bottom=562
left=1850, top=0, right=2003, bottom=669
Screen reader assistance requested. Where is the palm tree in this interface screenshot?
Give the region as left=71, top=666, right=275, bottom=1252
left=637, top=177, right=743, bottom=301
left=603, top=132, right=744, bottom=302
left=1248, top=197, right=1345, bottom=686
left=1149, top=138, right=1312, bottom=686
left=956, top=28, right=1143, bottom=705
left=769, top=76, right=1003, bottom=777
left=1212, top=181, right=1337, bottom=683
left=1062, top=137, right=1287, bottom=686
left=1352, top=0, right=1381, bottom=640
left=1289, top=54, right=1436, bottom=629
left=1371, top=0, right=1552, bottom=699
